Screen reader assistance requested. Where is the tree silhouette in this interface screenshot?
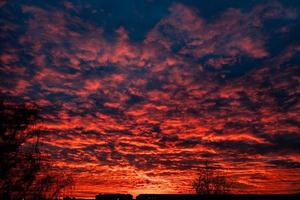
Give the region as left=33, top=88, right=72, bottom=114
left=0, top=97, right=73, bottom=199
left=192, top=161, right=232, bottom=195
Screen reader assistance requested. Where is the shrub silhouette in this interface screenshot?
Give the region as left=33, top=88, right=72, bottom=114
left=0, top=97, right=73, bottom=199
left=192, top=161, right=232, bottom=195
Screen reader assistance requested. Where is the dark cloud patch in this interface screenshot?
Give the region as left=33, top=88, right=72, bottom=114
left=82, top=65, right=118, bottom=77
left=206, top=140, right=270, bottom=155
left=126, top=94, right=145, bottom=106
left=267, top=159, right=300, bottom=168
left=263, top=133, right=300, bottom=153
left=176, top=138, right=201, bottom=148
left=207, top=133, right=300, bottom=155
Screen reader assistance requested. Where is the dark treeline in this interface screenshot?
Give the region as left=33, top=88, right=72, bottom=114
left=64, top=193, right=300, bottom=200
left=0, top=96, right=73, bottom=199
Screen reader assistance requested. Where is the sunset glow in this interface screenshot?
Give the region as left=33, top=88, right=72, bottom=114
left=1, top=0, right=300, bottom=198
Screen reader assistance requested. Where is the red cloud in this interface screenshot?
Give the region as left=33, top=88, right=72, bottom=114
left=0, top=1, right=299, bottom=198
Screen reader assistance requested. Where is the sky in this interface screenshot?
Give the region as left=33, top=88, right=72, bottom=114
left=0, top=0, right=300, bottom=198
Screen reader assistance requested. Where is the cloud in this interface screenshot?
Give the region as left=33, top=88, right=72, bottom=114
left=0, top=0, right=299, bottom=197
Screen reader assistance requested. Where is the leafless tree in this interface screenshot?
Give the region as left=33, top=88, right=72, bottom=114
left=192, top=161, right=232, bottom=195
left=0, top=97, right=73, bottom=199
